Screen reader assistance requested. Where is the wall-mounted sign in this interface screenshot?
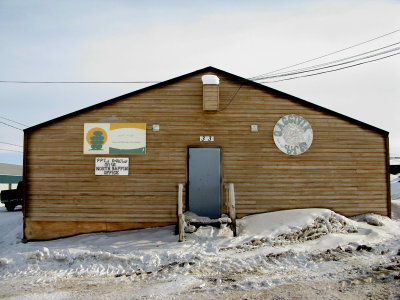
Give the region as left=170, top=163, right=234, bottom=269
left=273, top=114, right=313, bottom=155
left=95, top=157, right=129, bottom=176
left=200, top=136, right=214, bottom=142
left=84, top=123, right=146, bottom=154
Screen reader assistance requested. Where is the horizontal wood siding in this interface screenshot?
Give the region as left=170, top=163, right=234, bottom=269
left=25, top=72, right=388, bottom=239
left=203, top=85, right=219, bottom=111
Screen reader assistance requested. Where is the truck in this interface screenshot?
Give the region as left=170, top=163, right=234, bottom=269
left=1, top=181, right=22, bottom=211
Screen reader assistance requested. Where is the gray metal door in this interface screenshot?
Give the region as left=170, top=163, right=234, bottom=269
left=188, top=147, right=221, bottom=218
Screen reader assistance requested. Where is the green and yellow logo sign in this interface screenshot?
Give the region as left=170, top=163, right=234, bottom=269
left=83, top=123, right=146, bottom=154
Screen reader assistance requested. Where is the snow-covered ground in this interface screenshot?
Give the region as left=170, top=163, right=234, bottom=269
left=390, top=158, right=400, bottom=166
left=391, top=173, right=400, bottom=220
left=1, top=195, right=400, bottom=299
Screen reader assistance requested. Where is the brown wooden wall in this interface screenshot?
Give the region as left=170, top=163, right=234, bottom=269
left=24, top=71, right=389, bottom=240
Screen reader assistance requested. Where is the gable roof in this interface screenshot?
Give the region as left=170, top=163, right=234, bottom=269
left=25, top=66, right=388, bottom=136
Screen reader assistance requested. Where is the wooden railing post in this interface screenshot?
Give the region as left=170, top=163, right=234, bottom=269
left=228, top=183, right=237, bottom=237
left=178, top=183, right=184, bottom=242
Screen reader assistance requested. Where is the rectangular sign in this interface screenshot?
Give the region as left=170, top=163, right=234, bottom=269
left=84, top=123, right=146, bottom=154
left=95, top=157, right=129, bottom=176
left=200, top=136, right=214, bottom=142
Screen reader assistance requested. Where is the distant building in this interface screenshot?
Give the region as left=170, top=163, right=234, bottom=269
left=0, top=163, right=23, bottom=196
left=22, top=67, right=391, bottom=240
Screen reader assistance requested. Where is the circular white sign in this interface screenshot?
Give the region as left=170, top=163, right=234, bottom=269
left=273, top=114, right=313, bottom=155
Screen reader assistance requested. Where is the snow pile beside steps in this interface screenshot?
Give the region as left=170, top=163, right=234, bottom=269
left=237, top=208, right=357, bottom=245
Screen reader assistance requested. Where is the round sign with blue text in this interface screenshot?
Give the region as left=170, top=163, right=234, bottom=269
left=273, top=114, right=313, bottom=155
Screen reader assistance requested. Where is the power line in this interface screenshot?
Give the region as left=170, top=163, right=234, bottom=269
left=0, top=80, right=160, bottom=84
left=251, top=42, right=400, bottom=80
left=249, top=28, right=400, bottom=79
left=0, top=148, right=23, bottom=153
left=0, top=121, right=23, bottom=131
left=220, top=84, right=243, bottom=112
left=0, top=31, right=398, bottom=88
left=260, top=51, right=400, bottom=84
left=0, top=116, right=28, bottom=127
left=0, top=141, right=23, bottom=148
left=254, top=46, right=400, bottom=81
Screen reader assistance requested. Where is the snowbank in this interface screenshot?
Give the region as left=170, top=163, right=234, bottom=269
left=391, top=173, right=400, bottom=200
left=238, top=208, right=355, bottom=241
left=390, top=158, right=400, bottom=165
left=392, top=199, right=400, bottom=220
left=0, top=204, right=400, bottom=299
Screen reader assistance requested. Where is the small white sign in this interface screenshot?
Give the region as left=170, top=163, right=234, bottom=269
left=95, top=157, right=129, bottom=176
left=200, top=136, right=214, bottom=142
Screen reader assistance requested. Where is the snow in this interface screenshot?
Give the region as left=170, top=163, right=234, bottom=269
left=0, top=203, right=400, bottom=298
left=238, top=208, right=353, bottom=238
left=391, top=173, right=400, bottom=200
left=201, top=75, right=219, bottom=85
left=390, top=158, right=400, bottom=165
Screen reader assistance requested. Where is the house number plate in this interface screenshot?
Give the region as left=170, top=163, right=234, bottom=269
left=200, top=136, right=214, bottom=142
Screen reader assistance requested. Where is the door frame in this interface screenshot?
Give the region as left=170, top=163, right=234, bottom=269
left=186, top=146, right=223, bottom=217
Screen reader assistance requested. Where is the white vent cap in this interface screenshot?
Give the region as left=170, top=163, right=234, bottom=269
left=202, top=75, right=219, bottom=85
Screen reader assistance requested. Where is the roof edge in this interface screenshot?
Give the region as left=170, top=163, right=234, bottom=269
left=24, top=66, right=388, bottom=136
left=212, top=67, right=389, bottom=136
left=24, top=66, right=217, bottom=133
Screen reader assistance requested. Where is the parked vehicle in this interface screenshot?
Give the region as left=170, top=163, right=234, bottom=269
left=1, top=181, right=22, bottom=211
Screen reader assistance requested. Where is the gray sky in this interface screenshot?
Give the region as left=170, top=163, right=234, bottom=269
left=1, top=0, right=399, bottom=165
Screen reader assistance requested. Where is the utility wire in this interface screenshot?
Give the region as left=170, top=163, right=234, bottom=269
left=0, top=141, right=23, bottom=148
left=0, top=30, right=399, bottom=87
left=0, top=116, right=28, bottom=127
left=249, top=28, right=400, bottom=79
left=219, top=84, right=243, bottom=112
left=0, top=121, right=23, bottom=131
left=255, top=46, right=400, bottom=80
left=260, top=52, right=400, bottom=84
left=0, top=148, right=23, bottom=153
left=251, top=42, right=400, bottom=80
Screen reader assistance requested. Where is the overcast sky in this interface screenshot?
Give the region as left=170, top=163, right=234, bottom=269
left=0, top=0, right=399, bottom=165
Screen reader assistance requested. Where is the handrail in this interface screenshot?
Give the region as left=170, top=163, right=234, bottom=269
left=178, top=183, right=184, bottom=242
left=226, top=183, right=237, bottom=236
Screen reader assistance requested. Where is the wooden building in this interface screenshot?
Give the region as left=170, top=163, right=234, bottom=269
left=23, top=67, right=391, bottom=240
